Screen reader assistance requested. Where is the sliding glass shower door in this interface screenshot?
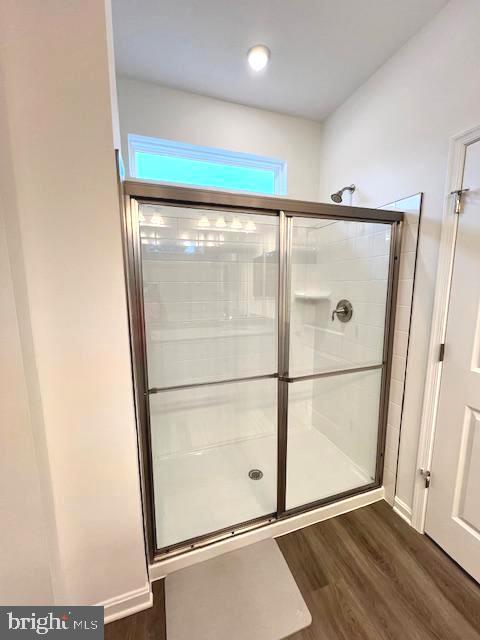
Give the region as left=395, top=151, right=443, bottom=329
left=124, top=186, right=400, bottom=557
left=139, top=203, right=279, bottom=550
left=281, top=215, right=392, bottom=511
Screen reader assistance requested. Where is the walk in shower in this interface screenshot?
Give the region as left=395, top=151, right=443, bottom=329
left=122, top=182, right=402, bottom=560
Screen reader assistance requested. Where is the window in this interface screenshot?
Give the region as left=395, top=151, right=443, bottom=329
left=128, top=134, right=287, bottom=195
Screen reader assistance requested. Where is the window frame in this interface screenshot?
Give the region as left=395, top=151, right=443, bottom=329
left=127, top=133, right=287, bottom=195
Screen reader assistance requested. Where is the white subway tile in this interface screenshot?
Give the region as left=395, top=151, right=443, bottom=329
left=395, top=305, right=411, bottom=332
left=397, top=278, right=414, bottom=306
left=393, top=330, right=409, bottom=357
left=399, top=251, right=416, bottom=280
left=391, top=355, right=406, bottom=383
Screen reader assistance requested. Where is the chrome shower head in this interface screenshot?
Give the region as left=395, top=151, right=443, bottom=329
left=331, top=184, right=356, bottom=204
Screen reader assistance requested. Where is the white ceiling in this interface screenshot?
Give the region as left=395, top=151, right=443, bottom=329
left=112, top=0, right=448, bottom=121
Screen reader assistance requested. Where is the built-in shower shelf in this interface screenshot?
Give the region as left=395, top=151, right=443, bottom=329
left=294, top=292, right=331, bottom=302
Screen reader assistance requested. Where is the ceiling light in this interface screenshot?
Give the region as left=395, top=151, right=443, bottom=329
left=245, top=220, right=257, bottom=232
left=138, top=211, right=146, bottom=223
left=150, top=213, right=165, bottom=226
left=198, top=215, right=210, bottom=228
left=215, top=216, right=227, bottom=228
left=231, top=218, right=242, bottom=230
left=247, top=44, right=270, bottom=72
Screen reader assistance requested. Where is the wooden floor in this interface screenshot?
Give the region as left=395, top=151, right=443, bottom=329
left=105, top=501, right=480, bottom=640
left=106, top=580, right=167, bottom=640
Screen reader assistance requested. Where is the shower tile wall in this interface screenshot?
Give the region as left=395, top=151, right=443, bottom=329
left=381, top=194, right=422, bottom=506
left=143, top=265, right=277, bottom=387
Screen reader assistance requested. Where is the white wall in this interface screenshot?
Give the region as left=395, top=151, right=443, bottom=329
left=0, top=0, right=149, bottom=616
left=117, top=76, right=322, bottom=200
left=317, top=0, right=480, bottom=510
left=0, top=208, right=53, bottom=604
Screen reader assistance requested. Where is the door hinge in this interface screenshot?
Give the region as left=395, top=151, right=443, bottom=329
left=420, top=468, right=431, bottom=489
left=439, top=343, right=445, bottom=362
left=450, top=188, right=470, bottom=214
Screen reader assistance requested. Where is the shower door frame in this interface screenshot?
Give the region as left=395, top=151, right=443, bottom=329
left=120, top=180, right=403, bottom=563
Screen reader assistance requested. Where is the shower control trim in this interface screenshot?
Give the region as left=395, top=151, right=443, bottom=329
left=331, top=299, right=353, bottom=323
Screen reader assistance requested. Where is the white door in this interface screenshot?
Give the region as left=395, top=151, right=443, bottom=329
left=425, top=139, right=480, bottom=582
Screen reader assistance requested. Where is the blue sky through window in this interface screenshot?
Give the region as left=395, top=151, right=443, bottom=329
left=135, top=152, right=277, bottom=194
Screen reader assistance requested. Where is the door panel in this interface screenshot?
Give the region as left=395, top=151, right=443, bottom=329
left=140, top=204, right=279, bottom=389
left=288, top=217, right=391, bottom=377
left=150, top=377, right=277, bottom=549
left=139, top=203, right=279, bottom=551
left=456, top=408, right=480, bottom=534
left=282, top=213, right=392, bottom=512
left=426, top=139, right=480, bottom=582
left=285, top=368, right=382, bottom=510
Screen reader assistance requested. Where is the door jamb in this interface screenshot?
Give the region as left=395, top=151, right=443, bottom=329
left=411, top=124, right=480, bottom=532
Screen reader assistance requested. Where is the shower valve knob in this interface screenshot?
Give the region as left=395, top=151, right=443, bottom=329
left=331, top=299, right=353, bottom=323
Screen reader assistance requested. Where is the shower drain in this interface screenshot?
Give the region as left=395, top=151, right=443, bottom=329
left=248, top=469, right=263, bottom=480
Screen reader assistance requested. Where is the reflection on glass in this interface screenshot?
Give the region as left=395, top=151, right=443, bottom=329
left=289, top=218, right=391, bottom=377
left=140, top=204, right=279, bottom=388
left=150, top=378, right=277, bottom=548
left=286, top=368, right=382, bottom=510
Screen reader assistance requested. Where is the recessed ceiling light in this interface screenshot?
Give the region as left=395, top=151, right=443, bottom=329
left=247, top=44, right=270, bottom=72
left=150, top=213, right=165, bottom=226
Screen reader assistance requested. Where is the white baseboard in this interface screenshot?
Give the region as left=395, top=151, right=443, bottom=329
left=149, top=487, right=384, bottom=581
left=393, top=496, right=413, bottom=525
left=102, top=582, right=153, bottom=624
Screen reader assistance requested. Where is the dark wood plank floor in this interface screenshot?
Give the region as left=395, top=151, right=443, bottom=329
left=105, top=501, right=480, bottom=640
left=105, top=580, right=166, bottom=640
left=279, top=501, right=480, bottom=640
